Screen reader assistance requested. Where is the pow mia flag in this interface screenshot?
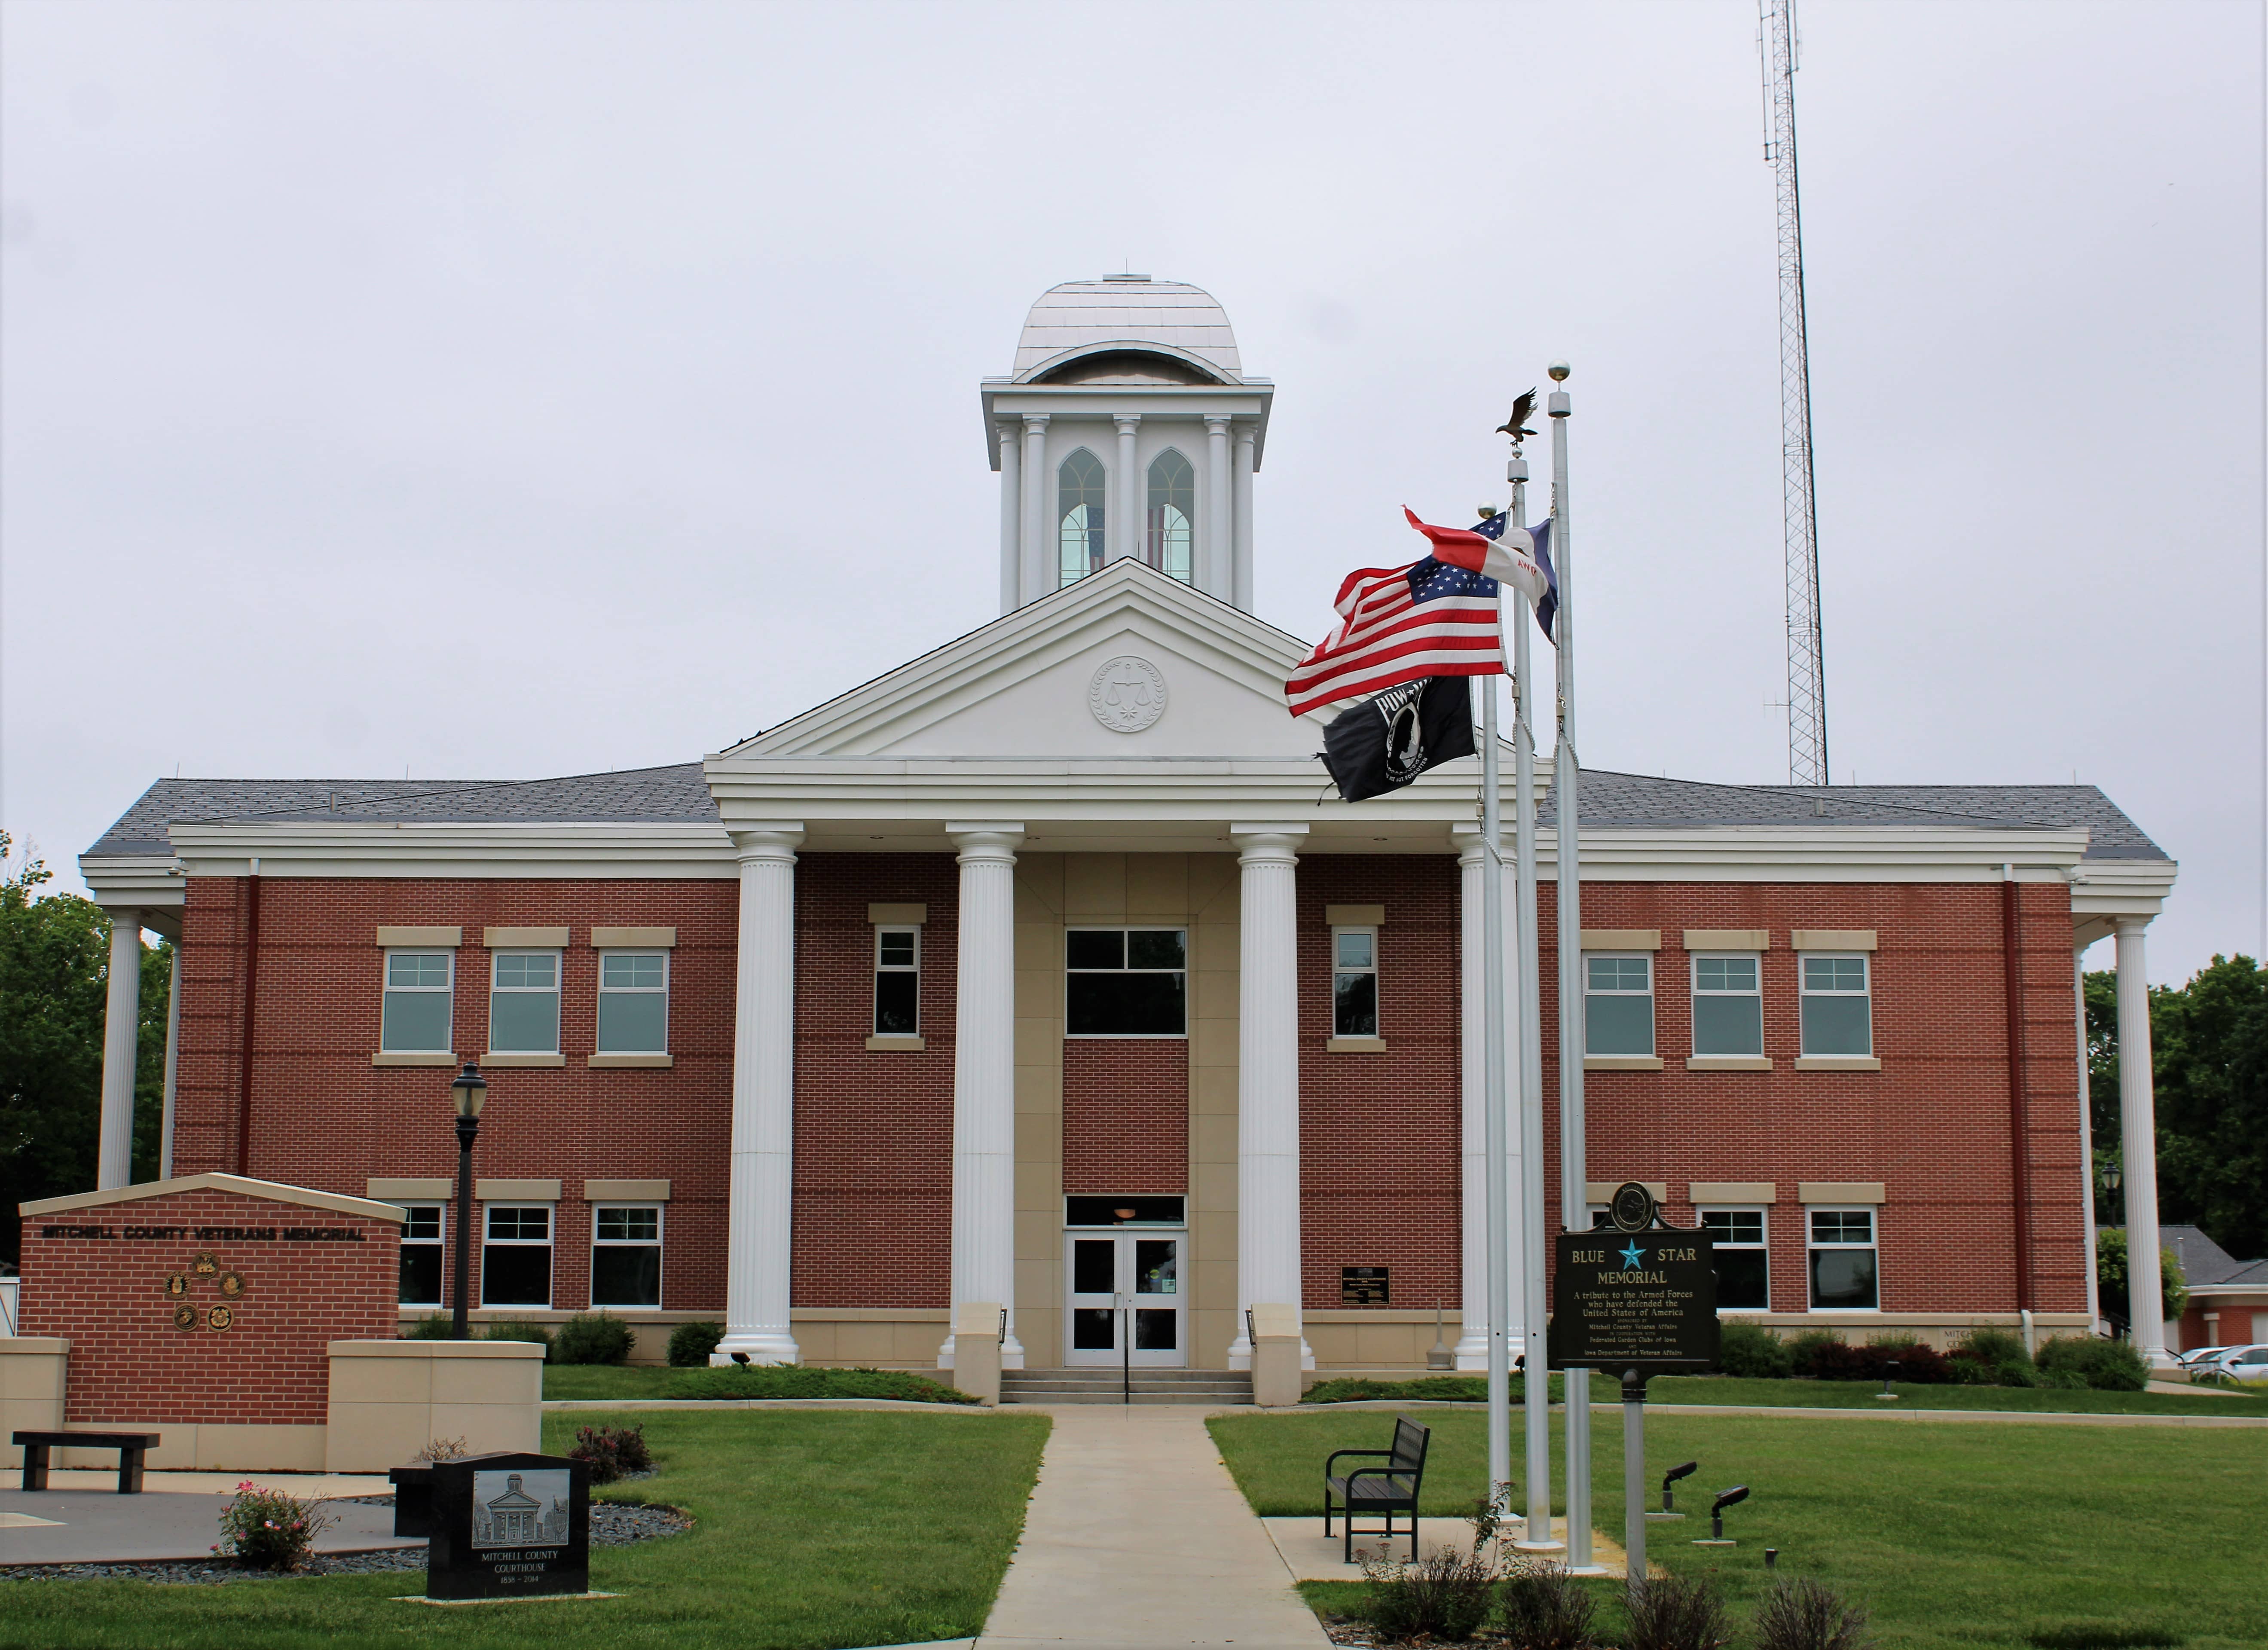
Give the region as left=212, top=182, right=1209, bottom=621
left=1319, top=675, right=1476, bottom=802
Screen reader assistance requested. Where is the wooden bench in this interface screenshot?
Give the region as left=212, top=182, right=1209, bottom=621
left=12, top=1430, right=162, bottom=1494
left=1323, top=1413, right=1430, bottom=1561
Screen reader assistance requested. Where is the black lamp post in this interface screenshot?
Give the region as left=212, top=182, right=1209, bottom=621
left=449, top=1061, right=487, bottom=1341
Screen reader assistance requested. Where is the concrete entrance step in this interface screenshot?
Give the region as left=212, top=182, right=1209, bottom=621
left=1002, top=1368, right=1253, bottom=1406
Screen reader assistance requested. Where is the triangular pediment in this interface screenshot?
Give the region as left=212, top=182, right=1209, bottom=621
left=729, top=561, right=1327, bottom=761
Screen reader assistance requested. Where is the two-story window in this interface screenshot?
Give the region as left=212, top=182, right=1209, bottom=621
left=481, top=1204, right=553, bottom=1308
left=382, top=952, right=454, bottom=1052
left=489, top=951, right=562, bottom=1054
left=591, top=1205, right=663, bottom=1308
left=398, top=1204, right=445, bottom=1307
left=1584, top=956, right=1654, bottom=1056
left=1700, top=1208, right=1770, bottom=1310
left=597, top=953, right=669, bottom=1054
left=1066, top=929, right=1186, bottom=1036
left=1690, top=954, right=1764, bottom=1057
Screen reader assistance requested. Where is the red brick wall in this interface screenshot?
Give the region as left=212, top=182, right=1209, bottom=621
left=1064, top=1041, right=1188, bottom=1195
left=1535, top=880, right=2086, bottom=1315
left=1297, top=857, right=1461, bottom=1312
left=791, top=855, right=957, bottom=1309
left=171, top=876, right=737, bottom=1314
left=19, top=1186, right=398, bottom=1425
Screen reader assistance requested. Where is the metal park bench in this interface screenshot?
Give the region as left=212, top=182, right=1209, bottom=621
left=12, top=1430, right=162, bottom=1494
left=1322, top=1412, right=1430, bottom=1561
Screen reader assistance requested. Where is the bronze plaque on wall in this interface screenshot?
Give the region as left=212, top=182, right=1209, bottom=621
left=1340, top=1266, right=1389, bottom=1306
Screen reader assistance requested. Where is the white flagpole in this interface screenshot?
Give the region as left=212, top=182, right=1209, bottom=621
left=1480, top=622, right=1513, bottom=1505
left=1509, top=458, right=1559, bottom=1552
left=1548, top=362, right=1605, bottom=1573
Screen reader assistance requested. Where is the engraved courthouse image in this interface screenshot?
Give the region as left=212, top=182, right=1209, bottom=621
left=471, top=1469, right=571, bottom=1548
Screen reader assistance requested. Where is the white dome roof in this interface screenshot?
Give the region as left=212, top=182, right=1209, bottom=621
left=1012, top=276, right=1243, bottom=385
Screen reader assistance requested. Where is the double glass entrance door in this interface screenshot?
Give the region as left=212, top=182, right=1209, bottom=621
left=1065, top=1231, right=1185, bottom=1367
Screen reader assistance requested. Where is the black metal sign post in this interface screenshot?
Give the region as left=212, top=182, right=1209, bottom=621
left=1547, top=1182, right=1718, bottom=1583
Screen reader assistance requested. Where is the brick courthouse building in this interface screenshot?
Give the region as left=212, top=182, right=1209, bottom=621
left=73, top=278, right=2181, bottom=1375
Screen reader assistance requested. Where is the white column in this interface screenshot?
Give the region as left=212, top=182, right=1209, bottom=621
left=2075, top=943, right=2100, bottom=1332
left=1204, top=416, right=1233, bottom=602
left=1453, top=829, right=1530, bottom=1372
left=1020, top=414, right=1050, bottom=603
left=158, top=946, right=180, bottom=1182
left=945, top=823, right=1025, bottom=1369
left=96, top=909, right=143, bottom=1190
left=1232, top=424, right=1256, bottom=613
left=718, top=826, right=803, bottom=1365
left=997, top=421, right=1022, bottom=614
left=1229, top=825, right=1309, bottom=1368
left=2114, top=917, right=2172, bottom=1366
left=1113, top=416, right=1141, bottom=564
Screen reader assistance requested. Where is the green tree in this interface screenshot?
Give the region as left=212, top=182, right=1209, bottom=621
left=0, top=834, right=171, bottom=1263
left=2095, top=1225, right=2189, bottom=1328
left=2085, top=956, right=2267, bottom=1260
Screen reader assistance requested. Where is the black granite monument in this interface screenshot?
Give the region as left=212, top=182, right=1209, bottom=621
left=425, top=1451, right=591, bottom=1601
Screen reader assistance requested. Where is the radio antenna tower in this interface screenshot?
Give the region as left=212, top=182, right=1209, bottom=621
left=1761, top=0, right=1828, bottom=785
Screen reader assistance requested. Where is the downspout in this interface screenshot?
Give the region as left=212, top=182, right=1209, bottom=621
left=158, top=945, right=181, bottom=1181
left=234, top=858, right=263, bottom=1177
left=2001, top=865, right=2032, bottom=1312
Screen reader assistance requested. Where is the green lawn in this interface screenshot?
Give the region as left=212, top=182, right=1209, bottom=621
left=1210, top=1409, right=2266, bottom=1650
left=544, top=1365, right=681, bottom=1400
left=0, top=1408, right=1048, bottom=1650
left=1300, top=1369, right=2268, bottom=1419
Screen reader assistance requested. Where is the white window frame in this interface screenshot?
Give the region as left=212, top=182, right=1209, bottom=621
left=480, top=1202, right=555, bottom=1310
left=1063, top=926, right=1189, bottom=1039
left=381, top=948, right=454, bottom=1053
left=1698, top=1206, right=1770, bottom=1313
left=596, top=949, right=670, bottom=1054
left=1583, top=952, right=1655, bottom=1057
left=590, top=1203, right=664, bottom=1310
left=1798, top=952, right=1873, bottom=1057
left=488, top=949, right=562, bottom=1056
left=1331, top=925, right=1379, bottom=1039
left=1806, top=1205, right=1880, bottom=1313
left=397, top=1202, right=446, bottom=1308
left=1690, top=951, right=1765, bottom=1057
left=874, top=926, right=921, bottom=1037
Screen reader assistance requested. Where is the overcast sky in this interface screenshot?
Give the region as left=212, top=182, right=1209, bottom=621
left=3, top=0, right=2261, bottom=984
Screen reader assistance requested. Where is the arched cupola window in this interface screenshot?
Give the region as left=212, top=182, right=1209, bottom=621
left=1146, top=449, right=1195, bottom=584
left=1058, top=450, right=1107, bottom=586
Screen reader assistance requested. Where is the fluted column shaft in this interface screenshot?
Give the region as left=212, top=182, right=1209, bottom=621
left=1020, top=415, right=1050, bottom=602
left=1232, top=424, right=1256, bottom=612
left=1205, top=417, right=1233, bottom=601
left=997, top=422, right=1022, bottom=614
left=97, top=910, right=142, bottom=1190
left=719, top=828, right=803, bottom=1364
left=2115, top=918, right=2170, bottom=1365
left=947, top=824, right=1024, bottom=1368
left=1113, top=416, right=1141, bottom=565
left=1452, top=835, right=1524, bottom=1368
left=1230, top=826, right=1307, bottom=1366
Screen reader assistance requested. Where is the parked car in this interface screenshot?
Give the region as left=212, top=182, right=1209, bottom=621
left=2194, top=1344, right=2268, bottom=1383
left=2178, top=1344, right=2231, bottom=1368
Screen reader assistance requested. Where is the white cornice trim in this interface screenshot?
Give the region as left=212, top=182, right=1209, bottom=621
left=78, top=853, right=187, bottom=911
left=160, top=821, right=734, bottom=880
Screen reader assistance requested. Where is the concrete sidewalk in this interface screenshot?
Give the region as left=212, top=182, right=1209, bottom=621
left=975, top=1405, right=1326, bottom=1649
left=0, top=1487, right=412, bottom=1565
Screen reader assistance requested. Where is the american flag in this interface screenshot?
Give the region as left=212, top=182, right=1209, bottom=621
left=1284, top=520, right=1511, bottom=718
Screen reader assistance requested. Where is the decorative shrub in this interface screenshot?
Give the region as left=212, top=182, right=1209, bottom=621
left=1786, top=1329, right=1846, bottom=1377
left=1354, top=1542, right=1498, bottom=1642
left=567, top=1423, right=652, bottom=1485
left=1715, top=1320, right=1794, bottom=1379
left=1996, top=1360, right=2044, bottom=1388
left=1620, top=1571, right=1733, bottom=1650
left=2036, top=1335, right=2149, bottom=1393
left=2038, top=1368, right=2091, bottom=1390
left=664, top=1363, right=980, bottom=1403
left=412, top=1436, right=468, bottom=1462
left=211, top=1480, right=335, bottom=1572
left=1958, top=1327, right=2034, bottom=1371
left=404, top=1313, right=455, bottom=1340
left=1752, top=1576, right=1874, bottom=1650
left=1806, top=1340, right=1953, bottom=1384
left=556, top=1312, right=636, bottom=1366
left=667, top=1320, right=724, bottom=1367
left=481, top=1321, right=555, bottom=1360
left=1946, top=1350, right=1998, bottom=1386
left=1498, top=1555, right=1598, bottom=1649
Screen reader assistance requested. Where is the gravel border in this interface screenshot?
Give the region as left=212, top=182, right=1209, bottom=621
left=0, top=1497, right=691, bottom=1586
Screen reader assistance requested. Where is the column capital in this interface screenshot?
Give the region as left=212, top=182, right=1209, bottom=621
left=1204, top=415, right=1234, bottom=435
left=1113, top=413, right=1141, bottom=434
left=948, top=822, right=1024, bottom=862
left=1235, top=423, right=1256, bottom=447
left=996, top=420, right=1020, bottom=447
left=1449, top=826, right=1506, bottom=865
left=2114, top=914, right=2153, bottom=935
left=1022, top=412, right=1051, bottom=432
left=730, top=825, right=804, bottom=862
left=1230, top=824, right=1306, bottom=864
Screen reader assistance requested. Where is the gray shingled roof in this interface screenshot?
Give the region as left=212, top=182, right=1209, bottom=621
left=1545, top=771, right=2167, bottom=861
left=2162, top=1224, right=2268, bottom=1288
left=86, top=765, right=719, bottom=856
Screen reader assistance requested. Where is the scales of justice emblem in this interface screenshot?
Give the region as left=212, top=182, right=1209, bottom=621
left=1087, top=656, right=1168, bottom=733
